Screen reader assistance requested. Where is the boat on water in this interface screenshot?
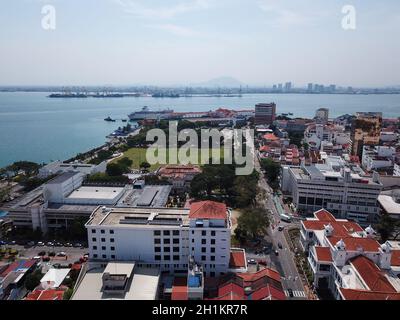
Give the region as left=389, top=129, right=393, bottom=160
left=128, top=106, right=174, bottom=121
left=48, top=93, right=88, bottom=98
left=104, top=116, right=116, bottom=122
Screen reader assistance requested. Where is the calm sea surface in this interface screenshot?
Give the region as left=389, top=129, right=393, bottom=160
left=0, top=92, right=399, bottom=168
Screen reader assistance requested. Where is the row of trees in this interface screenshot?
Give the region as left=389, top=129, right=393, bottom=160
left=190, top=164, right=260, bottom=208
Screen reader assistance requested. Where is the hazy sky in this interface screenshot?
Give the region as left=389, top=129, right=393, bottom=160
left=0, top=0, right=399, bottom=87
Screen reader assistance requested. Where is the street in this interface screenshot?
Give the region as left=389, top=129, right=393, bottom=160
left=255, top=156, right=307, bottom=300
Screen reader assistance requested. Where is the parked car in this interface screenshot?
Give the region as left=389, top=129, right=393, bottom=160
left=0, top=241, right=6, bottom=246
left=65, top=243, right=73, bottom=247
left=288, top=289, right=294, bottom=298
left=38, top=251, right=46, bottom=256
left=48, top=252, right=56, bottom=257
left=37, top=242, right=45, bottom=247
left=47, top=242, right=54, bottom=247
left=57, top=252, right=67, bottom=257
left=278, top=226, right=284, bottom=232
left=27, top=241, right=36, bottom=247
left=247, top=259, right=257, bottom=265
left=73, top=243, right=83, bottom=248
left=278, top=243, right=283, bottom=249
left=42, top=256, right=50, bottom=262
left=274, top=250, right=279, bottom=256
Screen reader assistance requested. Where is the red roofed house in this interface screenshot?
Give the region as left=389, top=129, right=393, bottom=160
left=158, top=165, right=201, bottom=193
left=25, top=289, right=65, bottom=301
left=301, top=209, right=400, bottom=300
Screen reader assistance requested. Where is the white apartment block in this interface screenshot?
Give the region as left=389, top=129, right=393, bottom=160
left=38, top=160, right=107, bottom=179
left=281, top=156, right=383, bottom=225
left=304, top=124, right=350, bottom=151
left=300, top=209, right=400, bottom=300
left=85, top=201, right=232, bottom=277
left=362, top=145, right=395, bottom=172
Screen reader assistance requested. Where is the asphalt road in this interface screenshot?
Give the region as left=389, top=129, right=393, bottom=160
left=255, top=156, right=307, bottom=300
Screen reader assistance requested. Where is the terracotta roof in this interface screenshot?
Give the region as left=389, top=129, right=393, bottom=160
left=26, top=289, right=64, bottom=301
left=314, top=247, right=333, bottom=262
left=237, top=268, right=282, bottom=283
left=314, top=209, right=337, bottom=222
left=340, top=288, right=400, bottom=300
left=229, top=250, right=246, bottom=269
left=263, top=133, right=279, bottom=141
left=327, top=236, right=381, bottom=252
left=189, top=201, right=227, bottom=220
left=350, top=256, right=397, bottom=292
left=391, top=250, right=400, bottom=267
left=171, top=277, right=188, bottom=301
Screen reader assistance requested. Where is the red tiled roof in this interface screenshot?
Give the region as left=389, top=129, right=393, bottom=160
left=314, top=247, right=333, bottom=262
left=0, top=259, right=36, bottom=278
left=237, top=268, right=282, bottom=283
left=391, top=250, right=400, bottom=267
left=26, top=289, right=64, bottom=301
left=263, top=133, right=279, bottom=141
left=229, top=251, right=246, bottom=269
left=189, top=201, right=227, bottom=220
left=350, top=256, right=396, bottom=292
left=314, top=209, right=337, bottom=222
left=171, top=277, right=188, bottom=301
left=340, top=288, right=400, bottom=300
left=327, top=237, right=381, bottom=252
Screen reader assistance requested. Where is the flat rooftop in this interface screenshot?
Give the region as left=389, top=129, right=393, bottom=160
left=117, top=185, right=171, bottom=208
left=87, top=206, right=190, bottom=228
left=72, top=264, right=160, bottom=300
left=67, top=186, right=125, bottom=200
left=46, top=172, right=81, bottom=185
left=379, top=191, right=400, bottom=215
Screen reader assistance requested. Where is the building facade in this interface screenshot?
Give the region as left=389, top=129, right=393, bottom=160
left=85, top=201, right=232, bottom=277
left=255, top=103, right=276, bottom=126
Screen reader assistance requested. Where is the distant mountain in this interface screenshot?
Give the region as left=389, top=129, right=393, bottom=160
left=191, top=77, right=244, bottom=88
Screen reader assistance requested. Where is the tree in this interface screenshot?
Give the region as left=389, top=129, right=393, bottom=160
left=106, top=163, right=129, bottom=176
left=117, top=157, right=133, bottom=168
left=376, top=214, right=400, bottom=242
left=261, top=158, right=281, bottom=184
left=140, top=162, right=151, bottom=170
left=236, top=207, right=270, bottom=241
left=63, top=288, right=74, bottom=300
left=24, top=269, right=43, bottom=291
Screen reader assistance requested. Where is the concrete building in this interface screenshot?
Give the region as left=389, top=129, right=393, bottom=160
left=300, top=209, right=400, bottom=300
left=85, top=201, right=232, bottom=277
left=43, top=172, right=84, bottom=203
left=255, top=103, right=276, bottom=126
left=315, top=108, right=329, bottom=124
left=378, top=189, right=400, bottom=220
left=394, top=162, right=400, bottom=177
left=304, top=123, right=350, bottom=151
left=362, top=145, right=395, bottom=172
left=38, top=161, right=107, bottom=179
left=281, top=156, right=383, bottom=225
left=351, top=112, right=383, bottom=157
left=380, top=131, right=398, bottom=143
left=72, top=262, right=161, bottom=300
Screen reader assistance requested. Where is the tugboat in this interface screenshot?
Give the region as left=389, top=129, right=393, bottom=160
left=104, top=116, right=116, bottom=122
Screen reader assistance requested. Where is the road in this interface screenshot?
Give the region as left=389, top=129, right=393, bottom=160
left=255, top=155, right=307, bottom=300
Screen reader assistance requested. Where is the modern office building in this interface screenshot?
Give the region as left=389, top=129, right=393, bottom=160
left=281, top=156, right=383, bottom=225
left=351, top=112, right=382, bottom=157
left=255, top=103, right=276, bottom=126
left=300, top=209, right=400, bottom=300
left=85, top=201, right=232, bottom=277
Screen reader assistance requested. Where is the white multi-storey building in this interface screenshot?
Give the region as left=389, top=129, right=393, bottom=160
left=393, top=161, right=400, bottom=177
left=281, top=156, right=383, bottom=225
left=38, top=160, right=107, bottom=179
left=85, top=201, right=232, bottom=277
left=300, top=209, right=400, bottom=300
left=362, top=145, right=395, bottom=172
left=304, top=123, right=350, bottom=151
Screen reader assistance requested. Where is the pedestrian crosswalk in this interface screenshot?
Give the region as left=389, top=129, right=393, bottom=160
left=284, top=290, right=307, bottom=298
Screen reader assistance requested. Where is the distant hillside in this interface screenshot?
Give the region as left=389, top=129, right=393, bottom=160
left=192, top=77, right=244, bottom=88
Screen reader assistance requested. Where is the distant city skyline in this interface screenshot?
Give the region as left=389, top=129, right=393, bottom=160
left=0, top=0, right=399, bottom=86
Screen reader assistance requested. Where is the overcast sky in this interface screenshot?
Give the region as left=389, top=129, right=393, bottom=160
left=0, top=0, right=399, bottom=87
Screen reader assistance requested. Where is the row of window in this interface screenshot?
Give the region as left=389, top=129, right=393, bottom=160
left=93, top=254, right=116, bottom=259
left=93, top=246, right=115, bottom=251
left=154, top=238, right=180, bottom=245
left=155, top=247, right=180, bottom=253
left=155, top=255, right=180, bottom=261
left=154, top=230, right=180, bottom=236
left=92, top=237, right=115, bottom=243
left=92, top=229, right=114, bottom=234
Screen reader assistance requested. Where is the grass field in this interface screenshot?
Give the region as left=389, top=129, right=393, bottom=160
left=117, top=147, right=226, bottom=171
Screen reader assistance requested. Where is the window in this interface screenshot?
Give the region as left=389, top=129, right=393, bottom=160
left=154, top=230, right=161, bottom=236
left=92, top=238, right=97, bottom=242
left=202, top=239, right=206, bottom=245
left=101, top=230, right=105, bottom=234
left=202, top=247, right=206, bottom=253
left=164, top=247, right=171, bottom=252
left=93, top=246, right=97, bottom=250
left=110, top=230, right=114, bottom=234
left=211, top=239, right=216, bottom=245
left=201, top=256, right=206, bottom=261
left=102, top=254, right=107, bottom=259
left=111, top=255, right=115, bottom=259
left=102, top=246, right=106, bottom=250
left=211, top=231, right=216, bottom=237
left=173, top=239, right=180, bottom=244
left=101, top=238, right=105, bottom=242
left=164, top=255, right=171, bottom=261
left=191, top=239, right=194, bottom=243
left=211, top=248, right=215, bottom=253
left=155, top=255, right=161, bottom=261
left=111, top=247, right=115, bottom=251
left=91, top=230, right=96, bottom=234
left=173, top=255, right=180, bottom=261
left=211, top=256, right=215, bottom=261
left=173, top=230, right=180, bottom=236
left=93, top=254, right=98, bottom=258
left=173, top=247, right=179, bottom=253
left=163, top=230, right=170, bottom=236
left=154, top=239, right=161, bottom=244
left=164, top=239, right=170, bottom=244
left=202, top=231, right=207, bottom=236
left=155, top=247, right=161, bottom=253
left=110, top=238, right=115, bottom=243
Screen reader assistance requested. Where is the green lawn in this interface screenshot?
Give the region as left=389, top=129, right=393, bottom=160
left=117, top=147, right=226, bottom=171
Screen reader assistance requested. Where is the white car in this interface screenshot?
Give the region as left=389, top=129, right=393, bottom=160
left=57, top=252, right=67, bottom=257
left=37, top=242, right=45, bottom=247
